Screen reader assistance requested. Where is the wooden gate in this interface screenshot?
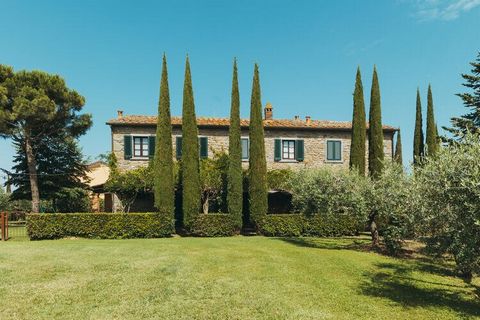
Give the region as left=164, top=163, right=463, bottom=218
left=1, top=212, right=27, bottom=241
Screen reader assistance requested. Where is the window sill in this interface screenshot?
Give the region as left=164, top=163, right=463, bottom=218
left=278, top=159, right=300, bottom=163
left=325, top=160, right=344, bottom=164
left=130, top=157, right=150, bottom=161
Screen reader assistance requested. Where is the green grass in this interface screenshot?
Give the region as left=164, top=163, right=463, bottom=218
left=0, top=236, right=479, bottom=320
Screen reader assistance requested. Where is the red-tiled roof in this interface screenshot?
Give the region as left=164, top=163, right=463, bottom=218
left=106, top=115, right=398, bottom=131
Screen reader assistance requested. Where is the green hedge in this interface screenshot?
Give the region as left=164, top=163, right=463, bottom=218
left=190, top=213, right=240, bottom=237
left=258, top=213, right=360, bottom=237
left=26, top=213, right=174, bottom=240
left=258, top=214, right=305, bottom=237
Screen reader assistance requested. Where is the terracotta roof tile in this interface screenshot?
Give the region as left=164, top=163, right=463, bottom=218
left=106, top=115, right=397, bottom=131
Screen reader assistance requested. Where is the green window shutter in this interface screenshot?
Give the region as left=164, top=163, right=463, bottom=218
left=124, top=135, right=132, bottom=160
left=176, top=136, right=182, bottom=160
left=274, top=139, right=281, bottom=162
left=296, top=139, right=304, bottom=161
left=148, top=136, right=155, bottom=159
left=199, top=137, right=208, bottom=159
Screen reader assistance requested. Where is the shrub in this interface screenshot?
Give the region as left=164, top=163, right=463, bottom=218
left=190, top=213, right=239, bottom=237
left=303, top=214, right=360, bottom=237
left=289, top=169, right=369, bottom=224
left=258, top=213, right=361, bottom=237
left=258, top=214, right=305, bottom=237
left=27, top=212, right=174, bottom=240
left=53, top=187, right=91, bottom=213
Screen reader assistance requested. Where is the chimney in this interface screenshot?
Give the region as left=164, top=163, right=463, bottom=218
left=264, top=102, right=273, bottom=120
left=294, top=115, right=300, bottom=121
left=117, top=110, right=124, bottom=118
left=305, top=116, right=311, bottom=124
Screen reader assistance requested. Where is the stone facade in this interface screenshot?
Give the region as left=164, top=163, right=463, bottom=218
left=111, top=125, right=395, bottom=172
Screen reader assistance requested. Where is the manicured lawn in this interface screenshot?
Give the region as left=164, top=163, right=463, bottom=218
left=0, top=236, right=479, bottom=320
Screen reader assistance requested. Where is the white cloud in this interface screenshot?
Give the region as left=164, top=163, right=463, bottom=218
left=412, top=0, right=480, bottom=21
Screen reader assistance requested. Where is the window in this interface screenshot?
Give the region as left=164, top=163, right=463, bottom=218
left=282, top=140, right=296, bottom=160
left=241, top=138, right=249, bottom=160
left=133, top=137, right=149, bottom=157
left=326, top=140, right=342, bottom=161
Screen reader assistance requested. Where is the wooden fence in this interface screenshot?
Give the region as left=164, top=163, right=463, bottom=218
left=1, top=212, right=27, bottom=241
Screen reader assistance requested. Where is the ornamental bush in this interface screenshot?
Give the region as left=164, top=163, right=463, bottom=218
left=190, top=213, right=239, bottom=237
left=26, top=212, right=174, bottom=240
left=258, top=213, right=361, bottom=237
left=289, top=168, right=369, bottom=224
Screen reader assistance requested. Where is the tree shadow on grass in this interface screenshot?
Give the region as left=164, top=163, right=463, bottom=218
left=278, top=236, right=371, bottom=251
left=359, top=262, right=480, bottom=318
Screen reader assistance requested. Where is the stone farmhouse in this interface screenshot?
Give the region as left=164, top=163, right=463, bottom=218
left=107, top=103, right=398, bottom=172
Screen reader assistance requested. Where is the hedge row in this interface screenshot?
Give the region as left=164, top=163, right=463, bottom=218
left=258, top=213, right=360, bottom=237
left=26, top=213, right=174, bottom=240
left=190, top=213, right=240, bottom=237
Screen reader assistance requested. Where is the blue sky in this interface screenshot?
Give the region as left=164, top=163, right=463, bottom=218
left=1, top=0, right=479, bottom=185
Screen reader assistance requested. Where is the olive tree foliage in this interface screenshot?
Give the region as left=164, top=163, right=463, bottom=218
left=288, top=169, right=370, bottom=224
left=104, top=153, right=153, bottom=213
left=200, top=151, right=228, bottom=214
left=414, top=133, right=480, bottom=279
left=368, top=162, right=419, bottom=255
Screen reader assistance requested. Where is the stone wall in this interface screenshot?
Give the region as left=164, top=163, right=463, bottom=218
left=111, top=125, right=395, bottom=172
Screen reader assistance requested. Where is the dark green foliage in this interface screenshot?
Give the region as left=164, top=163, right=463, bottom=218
left=445, top=52, right=480, bottom=140
left=181, top=57, right=201, bottom=229
left=154, top=54, right=175, bottom=215
left=248, top=64, right=268, bottom=225
left=53, top=187, right=91, bottom=213
left=425, top=85, right=438, bottom=156
left=26, top=213, right=174, bottom=240
left=190, top=213, right=239, bottom=237
left=368, top=66, right=384, bottom=179
left=8, top=134, right=88, bottom=202
left=413, top=88, right=425, bottom=164
left=394, top=130, right=403, bottom=166
left=0, top=65, right=92, bottom=213
left=258, top=214, right=360, bottom=237
left=258, top=214, right=304, bottom=237
left=227, top=59, right=243, bottom=227
left=350, top=67, right=367, bottom=175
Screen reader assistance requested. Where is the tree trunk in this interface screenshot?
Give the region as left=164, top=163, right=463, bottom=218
left=369, top=211, right=379, bottom=247
left=202, top=196, right=209, bottom=214
left=25, top=134, right=40, bottom=213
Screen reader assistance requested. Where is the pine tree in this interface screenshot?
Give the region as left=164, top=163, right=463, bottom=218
left=181, top=57, right=201, bottom=229
left=413, top=88, right=424, bottom=164
left=368, top=66, right=384, bottom=179
left=248, top=64, right=268, bottom=226
left=154, top=54, right=175, bottom=215
left=426, top=85, right=438, bottom=156
left=394, top=130, right=403, bottom=166
left=349, top=67, right=367, bottom=175
left=445, top=52, right=480, bottom=140
left=227, top=59, right=243, bottom=228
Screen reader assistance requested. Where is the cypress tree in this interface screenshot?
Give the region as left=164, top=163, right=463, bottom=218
left=368, top=66, right=384, bottom=179
left=227, top=59, right=243, bottom=228
left=349, top=67, right=367, bottom=175
left=248, top=64, right=268, bottom=226
left=394, top=130, right=403, bottom=166
left=181, top=57, right=201, bottom=229
left=426, top=84, right=438, bottom=156
left=154, top=54, right=175, bottom=215
left=413, top=88, right=424, bottom=164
